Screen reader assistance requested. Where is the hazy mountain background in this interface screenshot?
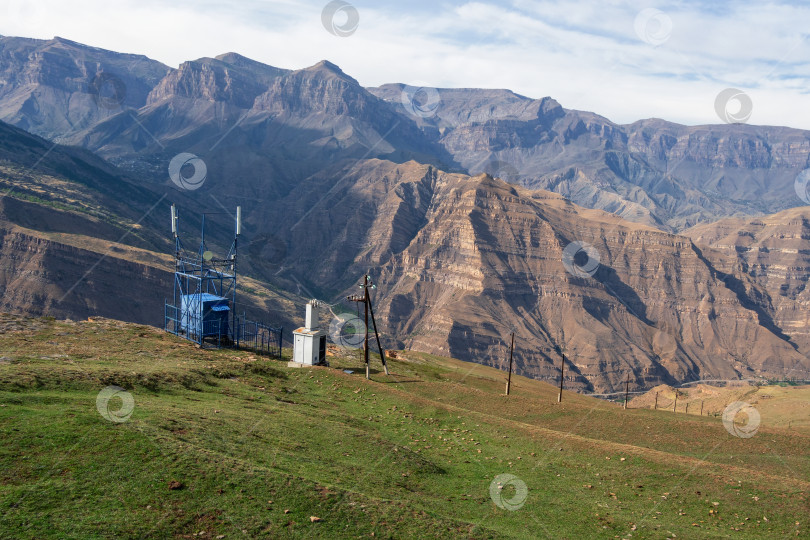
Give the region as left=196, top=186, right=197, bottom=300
left=1, top=35, right=809, bottom=391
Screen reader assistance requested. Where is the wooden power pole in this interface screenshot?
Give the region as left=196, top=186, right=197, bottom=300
left=557, top=348, right=565, bottom=403
left=654, top=392, right=659, bottom=410
left=366, top=288, right=388, bottom=376
left=505, top=332, right=515, bottom=395
left=364, top=275, right=370, bottom=379
left=623, top=374, right=630, bottom=410
left=347, top=274, right=388, bottom=380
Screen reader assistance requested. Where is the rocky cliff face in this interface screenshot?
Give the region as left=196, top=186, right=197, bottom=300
left=263, top=159, right=810, bottom=392
left=0, top=222, right=172, bottom=325
left=686, top=208, right=810, bottom=354
left=147, top=55, right=287, bottom=109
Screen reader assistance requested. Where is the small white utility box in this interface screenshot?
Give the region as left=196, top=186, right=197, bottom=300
left=292, top=301, right=326, bottom=366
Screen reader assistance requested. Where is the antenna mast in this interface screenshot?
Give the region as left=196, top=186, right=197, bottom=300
left=164, top=205, right=241, bottom=348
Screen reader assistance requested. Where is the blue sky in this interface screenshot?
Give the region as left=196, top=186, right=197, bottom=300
left=2, top=0, right=809, bottom=128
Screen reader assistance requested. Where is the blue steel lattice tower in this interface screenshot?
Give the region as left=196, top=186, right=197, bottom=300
left=164, top=205, right=241, bottom=347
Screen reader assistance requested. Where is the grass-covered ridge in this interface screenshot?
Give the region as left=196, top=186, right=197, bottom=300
left=0, top=314, right=807, bottom=538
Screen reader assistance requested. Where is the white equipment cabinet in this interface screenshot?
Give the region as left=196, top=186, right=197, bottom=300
left=292, top=301, right=326, bottom=366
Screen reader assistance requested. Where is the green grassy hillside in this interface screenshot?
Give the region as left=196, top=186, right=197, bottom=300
left=0, top=314, right=807, bottom=538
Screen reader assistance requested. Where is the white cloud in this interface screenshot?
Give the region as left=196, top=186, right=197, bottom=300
left=0, top=0, right=808, bottom=128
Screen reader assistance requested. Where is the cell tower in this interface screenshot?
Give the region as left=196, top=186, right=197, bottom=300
left=164, top=205, right=241, bottom=347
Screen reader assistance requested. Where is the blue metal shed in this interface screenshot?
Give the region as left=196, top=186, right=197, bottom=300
left=180, top=292, right=230, bottom=338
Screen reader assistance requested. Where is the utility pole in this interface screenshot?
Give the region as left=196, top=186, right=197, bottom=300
left=700, top=401, right=704, bottom=416
left=654, top=392, right=659, bottom=410
left=364, top=275, right=370, bottom=379
left=347, top=274, right=388, bottom=380
left=623, top=374, right=630, bottom=410
left=557, top=348, right=565, bottom=403
left=505, top=332, right=515, bottom=395
left=673, top=391, right=678, bottom=413
left=366, top=288, right=389, bottom=376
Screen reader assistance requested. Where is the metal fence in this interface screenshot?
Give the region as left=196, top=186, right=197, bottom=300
left=165, top=303, right=225, bottom=348
left=235, top=317, right=283, bottom=358
left=165, top=304, right=282, bottom=357
left=165, top=303, right=182, bottom=336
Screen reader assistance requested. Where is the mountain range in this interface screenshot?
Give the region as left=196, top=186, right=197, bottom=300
left=1, top=35, right=809, bottom=392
